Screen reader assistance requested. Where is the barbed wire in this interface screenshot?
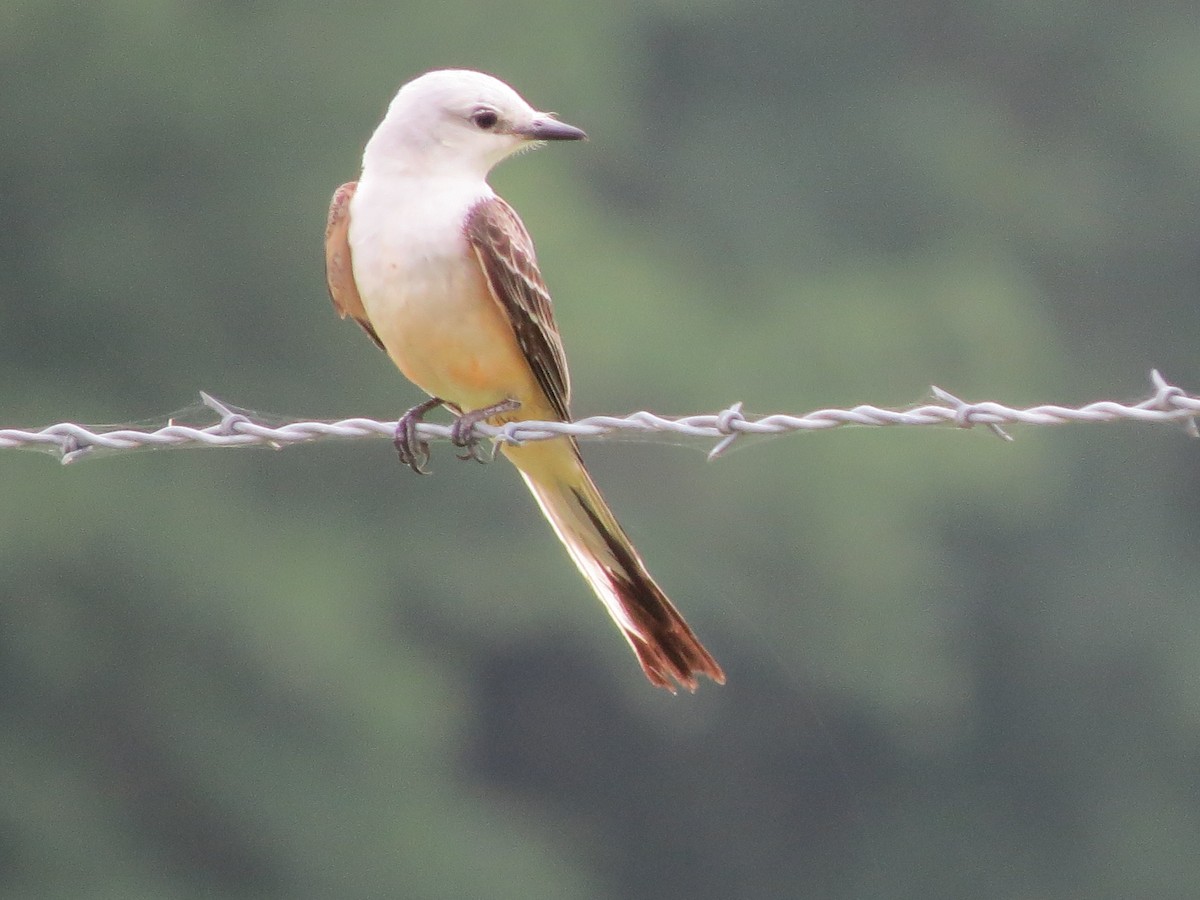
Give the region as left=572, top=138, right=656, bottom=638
left=2, top=370, right=1196, bottom=466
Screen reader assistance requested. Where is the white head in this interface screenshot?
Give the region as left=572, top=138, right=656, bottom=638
left=361, top=69, right=586, bottom=179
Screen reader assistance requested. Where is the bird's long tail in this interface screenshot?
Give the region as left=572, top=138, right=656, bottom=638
left=503, top=438, right=725, bottom=692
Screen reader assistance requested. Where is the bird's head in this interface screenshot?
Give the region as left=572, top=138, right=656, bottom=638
left=362, top=69, right=586, bottom=179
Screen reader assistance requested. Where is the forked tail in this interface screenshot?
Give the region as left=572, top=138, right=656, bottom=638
left=504, top=439, right=725, bottom=692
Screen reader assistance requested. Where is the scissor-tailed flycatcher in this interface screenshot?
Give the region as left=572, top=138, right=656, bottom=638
left=324, top=69, right=724, bottom=691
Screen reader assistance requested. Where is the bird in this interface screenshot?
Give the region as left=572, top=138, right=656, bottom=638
left=324, top=69, right=724, bottom=691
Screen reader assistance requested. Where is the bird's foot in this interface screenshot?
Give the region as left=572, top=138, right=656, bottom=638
left=451, top=399, right=521, bottom=464
left=393, top=397, right=445, bottom=474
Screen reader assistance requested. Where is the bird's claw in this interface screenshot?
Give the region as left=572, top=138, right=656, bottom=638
left=450, top=399, right=520, bottom=465
left=394, top=397, right=444, bottom=474
left=393, top=397, right=520, bottom=472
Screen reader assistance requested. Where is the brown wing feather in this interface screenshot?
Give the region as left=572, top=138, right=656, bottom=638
left=324, top=182, right=384, bottom=351
left=464, top=197, right=571, bottom=422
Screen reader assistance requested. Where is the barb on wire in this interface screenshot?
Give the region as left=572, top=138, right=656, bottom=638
left=1, top=370, right=1197, bottom=466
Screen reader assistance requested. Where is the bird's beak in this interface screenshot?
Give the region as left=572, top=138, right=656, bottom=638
left=518, top=116, right=588, bottom=141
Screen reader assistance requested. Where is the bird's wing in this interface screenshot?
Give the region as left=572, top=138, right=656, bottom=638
left=464, top=196, right=571, bottom=421
left=324, top=181, right=384, bottom=351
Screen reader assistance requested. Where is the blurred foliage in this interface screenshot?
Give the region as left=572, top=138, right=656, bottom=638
left=4, top=1, right=1200, bottom=898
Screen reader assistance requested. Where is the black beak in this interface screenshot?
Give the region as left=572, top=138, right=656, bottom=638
left=519, top=117, right=587, bottom=141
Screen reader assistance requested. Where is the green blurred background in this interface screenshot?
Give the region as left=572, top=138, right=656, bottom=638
left=4, top=2, right=1200, bottom=897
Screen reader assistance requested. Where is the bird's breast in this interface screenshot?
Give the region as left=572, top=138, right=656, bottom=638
left=346, top=176, right=536, bottom=410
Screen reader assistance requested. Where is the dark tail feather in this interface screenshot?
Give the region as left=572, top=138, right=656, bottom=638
left=509, top=440, right=725, bottom=692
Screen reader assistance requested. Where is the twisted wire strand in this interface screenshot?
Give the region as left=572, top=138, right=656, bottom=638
left=2, top=370, right=1195, bottom=465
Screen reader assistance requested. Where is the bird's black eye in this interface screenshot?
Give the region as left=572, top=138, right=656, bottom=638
left=471, top=109, right=500, bottom=130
